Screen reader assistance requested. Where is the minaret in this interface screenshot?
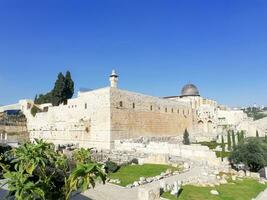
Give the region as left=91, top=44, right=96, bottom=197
left=109, top=69, right=118, bottom=88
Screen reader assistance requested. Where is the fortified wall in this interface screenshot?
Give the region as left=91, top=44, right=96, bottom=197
left=110, top=87, right=194, bottom=142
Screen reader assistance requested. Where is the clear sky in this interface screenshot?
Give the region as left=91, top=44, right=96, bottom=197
left=0, top=0, right=266, bottom=107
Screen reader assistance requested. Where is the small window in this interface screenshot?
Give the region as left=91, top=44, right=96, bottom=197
left=177, top=109, right=179, bottom=114
left=85, top=103, right=87, bottom=109
left=171, top=108, right=174, bottom=113
left=183, top=110, right=185, bottom=115
left=150, top=105, right=153, bottom=111
left=119, top=101, right=123, bottom=107
left=158, top=107, right=160, bottom=110
left=165, top=108, right=167, bottom=112
left=132, top=103, right=135, bottom=109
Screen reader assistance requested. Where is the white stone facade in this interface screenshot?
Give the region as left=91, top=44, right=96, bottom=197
left=0, top=70, right=257, bottom=149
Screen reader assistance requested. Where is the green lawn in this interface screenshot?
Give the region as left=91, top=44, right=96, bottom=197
left=215, top=151, right=230, bottom=158
left=108, top=164, right=179, bottom=186
left=161, top=178, right=266, bottom=200
left=194, top=141, right=221, bottom=150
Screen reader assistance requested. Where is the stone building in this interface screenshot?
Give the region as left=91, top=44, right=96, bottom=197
left=0, top=70, right=256, bottom=149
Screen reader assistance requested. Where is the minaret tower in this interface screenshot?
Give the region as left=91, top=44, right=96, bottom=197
left=109, top=69, right=118, bottom=88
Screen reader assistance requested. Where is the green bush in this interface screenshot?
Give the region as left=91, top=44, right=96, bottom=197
left=105, top=161, right=120, bottom=173
left=229, top=138, right=267, bottom=172
left=31, top=105, right=42, bottom=116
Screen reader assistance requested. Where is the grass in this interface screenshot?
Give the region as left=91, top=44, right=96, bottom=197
left=215, top=151, right=230, bottom=158
left=108, top=164, right=179, bottom=186
left=195, top=141, right=220, bottom=150
left=161, top=178, right=267, bottom=200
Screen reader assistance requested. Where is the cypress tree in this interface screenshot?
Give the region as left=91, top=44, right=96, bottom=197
left=232, top=130, right=236, bottom=149
left=64, top=71, right=74, bottom=100
left=227, top=130, right=231, bottom=151
left=265, top=134, right=267, bottom=143
left=221, top=135, right=225, bottom=152
left=183, top=129, right=190, bottom=145
left=256, top=130, right=259, bottom=138
left=240, top=130, right=245, bottom=144
left=236, top=131, right=241, bottom=144
left=52, top=73, right=66, bottom=106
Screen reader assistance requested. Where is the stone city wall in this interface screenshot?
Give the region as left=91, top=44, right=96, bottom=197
left=28, top=87, right=112, bottom=149
left=110, top=88, right=194, bottom=142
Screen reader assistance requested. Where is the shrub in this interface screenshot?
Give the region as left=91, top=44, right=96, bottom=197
left=183, top=129, right=190, bottom=145
left=31, top=105, right=42, bottom=116
left=105, top=161, right=119, bottom=173
left=229, top=138, right=267, bottom=172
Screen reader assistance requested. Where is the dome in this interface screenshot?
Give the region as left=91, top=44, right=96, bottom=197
left=181, top=84, right=200, bottom=97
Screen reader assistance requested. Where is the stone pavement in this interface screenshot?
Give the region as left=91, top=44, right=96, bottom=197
left=254, top=188, right=267, bottom=200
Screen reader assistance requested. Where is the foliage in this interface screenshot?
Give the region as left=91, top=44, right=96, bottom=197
left=183, top=129, right=190, bottom=145
left=243, top=107, right=267, bottom=121
left=0, top=139, right=106, bottom=200
left=34, top=71, right=74, bottom=106
left=161, top=178, right=267, bottom=200
left=215, top=151, right=230, bottom=158
left=104, top=161, right=119, bottom=173
left=256, top=130, right=259, bottom=138
left=30, top=105, right=42, bottom=116
left=72, top=148, right=91, bottom=164
left=108, top=164, right=180, bottom=186
left=221, top=136, right=225, bottom=152
left=229, top=138, right=267, bottom=172
left=227, top=131, right=231, bottom=151
left=231, top=131, right=236, bottom=149
left=196, top=141, right=219, bottom=150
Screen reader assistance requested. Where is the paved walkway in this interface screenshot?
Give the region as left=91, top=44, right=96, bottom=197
left=72, top=166, right=204, bottom=200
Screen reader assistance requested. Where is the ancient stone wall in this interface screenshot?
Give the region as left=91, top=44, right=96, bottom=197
left=28, top=87, right=112, bottom=149
left=110, top=88, right=194, bottom=142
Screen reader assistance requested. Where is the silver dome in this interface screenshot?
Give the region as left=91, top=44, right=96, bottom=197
left=181, top=84, right=200, bottom=97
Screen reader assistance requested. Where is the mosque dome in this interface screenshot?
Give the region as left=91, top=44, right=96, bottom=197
left=181, top=84, right=200, bottom=97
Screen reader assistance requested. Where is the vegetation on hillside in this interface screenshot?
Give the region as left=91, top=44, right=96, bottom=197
left=243, top=107, right=267, bottom=121
left=34, top=71, right=74, bottom=106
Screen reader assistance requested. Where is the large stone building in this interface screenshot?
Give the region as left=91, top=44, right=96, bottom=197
left=0, top=70, right=261, bottom=149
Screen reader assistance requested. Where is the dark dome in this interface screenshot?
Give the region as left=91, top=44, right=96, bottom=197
left=181, top=84, right=200, bottom=97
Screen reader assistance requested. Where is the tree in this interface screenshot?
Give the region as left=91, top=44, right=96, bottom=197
left=34, top=71, right=74, bottom=106
left=51, top=73, right=66, bottom=106
left=265, top=134, right=267, bottom=143
left=0, top=139, right=106, bottom=200
left=256, top=130, right=259, bottom=138
left=183, top=129, right=190, bottom=145
left=232, top=130, right=236, bottom=149
left=227, top=130, right=232, bottom=151
left=64, top=71, right=74, bottom=100
left=229, top=138, right=267, bottom=172
left=239, top=130, right=245, bottom=144
left=221, top=135, right=225, bottom=152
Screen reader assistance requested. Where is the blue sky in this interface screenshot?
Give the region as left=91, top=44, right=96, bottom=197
left=0, top=0, right=266, bottom=107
